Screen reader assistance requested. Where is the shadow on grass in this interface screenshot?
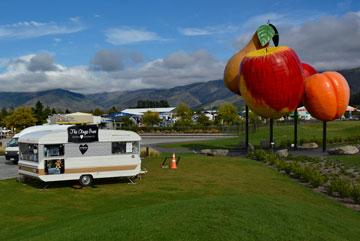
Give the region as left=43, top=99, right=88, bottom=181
left=20, top=176, right=139, bottom=190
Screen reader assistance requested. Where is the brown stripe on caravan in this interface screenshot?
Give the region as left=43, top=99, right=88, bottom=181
left=18, top=165, right=45, bottom=175
left=65, top=165, right=137, bottom=174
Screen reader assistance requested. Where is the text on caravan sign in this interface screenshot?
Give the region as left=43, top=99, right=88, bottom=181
left=68, top=125, right=99, bottom=143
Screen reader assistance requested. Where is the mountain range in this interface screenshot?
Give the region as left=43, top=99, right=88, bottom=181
left=0, top=67, right=359, bottom=111
left=0, top=79, right=243, bottom=111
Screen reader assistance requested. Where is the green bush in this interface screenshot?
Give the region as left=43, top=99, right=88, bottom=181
left=351, top=184, right=360, bottom=204
left=327, top=177, right=352, bottom=198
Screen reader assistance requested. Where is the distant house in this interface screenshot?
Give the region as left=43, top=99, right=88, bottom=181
left=296, top=107, right=314, bottom=120
left=295, top=106, right=359, bottom=120
left=121, top=107, right=176, bottom=120
left=48, top=112, right=102, bottom=125
left=105, top=107, right=176, bottom=128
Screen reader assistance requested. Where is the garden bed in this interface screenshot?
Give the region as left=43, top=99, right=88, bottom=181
left=248, top=150, right=360, bottom=211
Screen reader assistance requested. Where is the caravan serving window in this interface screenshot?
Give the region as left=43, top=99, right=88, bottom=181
left=19, top=143, right=38, bottom=162
left=44, top=144, right=64, bottom=157
left=112, top=142, right=139, bottom=154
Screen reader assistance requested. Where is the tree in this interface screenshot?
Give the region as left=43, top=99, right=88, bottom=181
left=197, top=113, right=211, bottom=126
left=217, top=102, right=239, bottom=125
left=5, top=107, right=37, bottom=131
left=0, top=107, right=9, bottom=126
left=136, top=100, right=170, bottom=108
left=142, top=111, right=161, bottom=127
left=108, top=106, right=118, bottom=114
left=51, top=108, right=57, bottom=114
left=92, top=108, right=104, bottom=116
left=43, top=106, right=52, bottom=121
left=32, top=101, right=45, bottom=124
left=119, top=116, right=136, bottom=130
left=176, top=103, right=193, bottom=122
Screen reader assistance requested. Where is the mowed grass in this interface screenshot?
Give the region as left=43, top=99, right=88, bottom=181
left=160, top=121, right=360, bottom=150
left=1, top=153, right=360, bottom=240
left=327, top=155, right=360, bottom=169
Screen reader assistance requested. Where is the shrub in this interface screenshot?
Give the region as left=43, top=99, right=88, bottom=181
left=351, top=184, right=360, bottom=204
left=327, top=177, right=352, bottom=198
left=140, top=147, right=160, bottom=158
left=0, top=146, right=4, bottom=156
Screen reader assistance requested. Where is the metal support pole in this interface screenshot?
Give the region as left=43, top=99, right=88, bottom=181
left=270, top=118, right=274, bottom=149
left=323, top=121, right=327, bottom=152
left=294, top=110, right=298, bottom=150
left=245, top=106, right=249, bottom=152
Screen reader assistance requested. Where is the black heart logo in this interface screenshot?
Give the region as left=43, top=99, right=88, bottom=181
left=79, top=144, right=88, bottom=155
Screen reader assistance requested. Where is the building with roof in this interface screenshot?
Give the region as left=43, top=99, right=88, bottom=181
left=104, top=107, right=176, bottom=129
left=48, top=112, right=102, bottom=125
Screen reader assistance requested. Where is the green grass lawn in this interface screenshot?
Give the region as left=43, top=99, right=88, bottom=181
left=160, top=121, right=360, bottom=150
left=1, top=153, right=360, bottom=240
left=327, top=155, right=360, bottom=169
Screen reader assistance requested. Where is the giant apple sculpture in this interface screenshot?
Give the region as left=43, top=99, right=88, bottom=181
left=302, top=62, right=317, bottom=78
left=239, top=46, right=305, bottom=119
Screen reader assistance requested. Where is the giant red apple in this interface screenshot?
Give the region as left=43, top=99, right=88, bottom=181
left=240, top=46, right=305, bottom=118
left=302, top=62, right=317, bottom=78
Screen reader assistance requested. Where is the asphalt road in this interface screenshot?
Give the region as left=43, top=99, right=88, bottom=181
left=0, top=156, right=18, bottom=180
left=141, top=134, right=235, bottom=145
left=0, top=134, right=236, bottom=180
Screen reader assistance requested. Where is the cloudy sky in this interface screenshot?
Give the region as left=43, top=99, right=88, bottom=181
left=0, top=0, right=359, bottom=93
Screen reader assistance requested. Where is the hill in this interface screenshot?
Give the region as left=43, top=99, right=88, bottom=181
left=0, top=66, right=359, bottom=111
left=0, top=80, right=242, bottom=111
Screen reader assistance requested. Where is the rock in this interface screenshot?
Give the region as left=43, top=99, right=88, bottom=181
left=211, top=149, right=229, bottom=156
left=200, top=149, right=229, bottom=156
left=276, top=149, right=289, bottom=158
left=200, top=149, right=212, bottom=155
left=299, top=142, right=319, bottom=149
left=328, top=145, right=359, bottom=155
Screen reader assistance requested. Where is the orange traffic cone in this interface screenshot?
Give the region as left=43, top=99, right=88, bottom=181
left=170, top=153, right=177, bottom=169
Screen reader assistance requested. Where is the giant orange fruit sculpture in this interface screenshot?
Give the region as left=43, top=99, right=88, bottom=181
left=240, top=46, right=304, bottom=118
left=223, top=33, right=264, bottom=94
left=303, top=72, right=350, bottom=121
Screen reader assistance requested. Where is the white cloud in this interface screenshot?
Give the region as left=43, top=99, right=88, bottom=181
left=179, top=25, right=238, bottom=36
left=0, top=50, right=224, bottom=93
left=234, top=11, right=360, bottom=70
left=105, top=27, right=165, bottom=45
left=0, top=20, right=85, bottom=39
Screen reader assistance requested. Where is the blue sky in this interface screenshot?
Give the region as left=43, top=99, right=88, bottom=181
left=0, top=0, right=359, bottom=92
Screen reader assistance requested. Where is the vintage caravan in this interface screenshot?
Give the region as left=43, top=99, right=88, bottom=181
left=18, top=125, right=141, bottom=186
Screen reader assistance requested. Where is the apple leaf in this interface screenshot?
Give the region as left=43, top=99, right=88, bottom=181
left=256, top=25, right=276, bottom=46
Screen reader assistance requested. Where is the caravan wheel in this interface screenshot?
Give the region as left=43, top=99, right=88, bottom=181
left=79, top=175, right=93, bottom=187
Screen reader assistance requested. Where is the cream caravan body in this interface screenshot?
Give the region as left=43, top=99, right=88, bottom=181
left=18, top=126, right=141, bottom=186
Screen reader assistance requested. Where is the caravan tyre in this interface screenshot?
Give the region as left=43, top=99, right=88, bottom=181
left=79, top=175, right=93, bottom=187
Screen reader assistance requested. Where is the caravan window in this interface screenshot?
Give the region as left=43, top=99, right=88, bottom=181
left=44, top=144, right=64, bottom=157
left=19, top=143, right=38, bottom=162
left=112, top=142, right=139, bottom=154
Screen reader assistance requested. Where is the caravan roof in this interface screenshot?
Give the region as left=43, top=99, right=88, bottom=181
left=13, top=124, right=72, bottom=138
left=19, top=129, right=141, bottom=144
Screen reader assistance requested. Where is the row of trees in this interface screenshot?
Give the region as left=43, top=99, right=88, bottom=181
left=140, top=102, right=250, bottom=128
left=0, top=100, right=260, bottom=132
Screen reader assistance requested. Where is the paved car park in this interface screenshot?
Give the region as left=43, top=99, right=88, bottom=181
left=0, top=156, right=18, bottom=180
